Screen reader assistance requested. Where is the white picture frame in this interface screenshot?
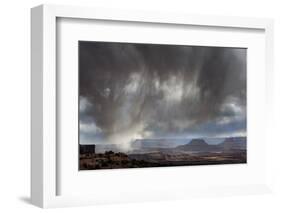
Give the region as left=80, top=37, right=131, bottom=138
left=31, top=4, right=274, bottom=208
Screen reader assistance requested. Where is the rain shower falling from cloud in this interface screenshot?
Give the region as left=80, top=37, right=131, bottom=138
left=79, top=42, right=246, bottom=151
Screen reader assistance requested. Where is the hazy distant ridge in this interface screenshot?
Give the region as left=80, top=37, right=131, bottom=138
left=175, top=137, right=246, bottom=152
left=94, top=136, right=246, bottom=153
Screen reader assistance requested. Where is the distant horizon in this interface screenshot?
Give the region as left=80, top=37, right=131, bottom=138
left=80, top=135, right=247, bottom=146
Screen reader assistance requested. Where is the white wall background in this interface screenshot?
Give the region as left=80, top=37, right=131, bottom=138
left=0, top=0, right=280, bottom=212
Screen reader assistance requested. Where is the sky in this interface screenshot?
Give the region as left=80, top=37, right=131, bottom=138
left=79, top=41, right=246, bottom=149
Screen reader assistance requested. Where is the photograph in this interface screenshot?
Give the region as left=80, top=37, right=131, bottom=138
left=78, top=41, right=247, bottom=170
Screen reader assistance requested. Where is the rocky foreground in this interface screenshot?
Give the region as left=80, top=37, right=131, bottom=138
left=80, top=149, right=246, bottom=170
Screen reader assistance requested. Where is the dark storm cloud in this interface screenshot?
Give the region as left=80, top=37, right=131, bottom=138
left=79, top=41, right=246, bottom=146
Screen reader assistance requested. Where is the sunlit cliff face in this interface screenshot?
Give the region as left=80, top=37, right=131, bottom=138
left=79, top=42, right=246, bottom=150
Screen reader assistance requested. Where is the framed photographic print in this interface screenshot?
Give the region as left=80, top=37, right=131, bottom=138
left=31, top=4, right=274, bottom=208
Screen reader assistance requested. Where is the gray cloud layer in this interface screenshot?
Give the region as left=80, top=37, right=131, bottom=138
left=79, top=41, right=246, bottom=148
